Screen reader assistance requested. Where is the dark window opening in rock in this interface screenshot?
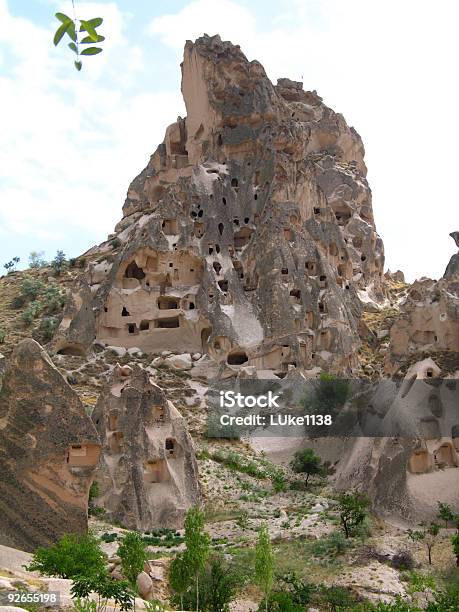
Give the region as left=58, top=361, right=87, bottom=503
left=319, top=275, right=327, bottom=288
left=319, top=302, right=326, bottom=313
left=216, top=244, right=221, bottom=254
left=191, top=210, right=197, bottom=218
left=233, top=218, right=240, bottom=226
left=217, top=134, right=223, bottom=146
left=162, top=219, right=178, bottom=235
left=305, top=261, right=316, bottom=274
left=196, top=210, right=203, bottom=219
left=155, top=316, right=179, bottom=329
left=434, top=335, right=438, bottom=342
left=218, top=223, right=224, bottom=236
left=57, top=343, right=86, bottom=356
left=125, top=261, right=145, bottom=280
left=127, top=323, right=138, bottom=334
left=222, top=197, right=227, bottom=205
left=281, top=268, right=288, bottom=275
left=140, top=320, right=150, bottom=331
left=189, top=302, right=195, bottom=310
left=254, top=193, right=258, bottom=200
left=169, top=262, right=173, bottom=267
left=290, top=289, right=301, bottom=301
left=227, top=351, right=248, bottom=365
left=313, top=207, right=320, bottom=215
left=345, top=284, right=350, bottom=290
left=218, top=280, right=228, bottom=292
left=231, top=178, right=239, bottom=190
left=208, top=246, right=214, bottom=255
left=165, top=438, right=177, bottom=456
left=104, top=307, right=108, bottom=312
left=244, top=217, right=250, bottom=224
left=208, top=293, right=214, bottom=303
left=158, top=296, right=179, bottom=310
left=121, top=307, right=130, bottom=317
left=426, top=369, right=433, bottom=377
left=213, top=262, right=222, bottom=274
left=361, top=255, right=367, bottom=262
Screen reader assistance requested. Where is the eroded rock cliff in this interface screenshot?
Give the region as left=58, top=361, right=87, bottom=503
left=54, top=34, right=385, bottom=377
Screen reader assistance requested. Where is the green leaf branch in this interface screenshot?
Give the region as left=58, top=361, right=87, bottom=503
left=53, top=2, right=104, bottom=71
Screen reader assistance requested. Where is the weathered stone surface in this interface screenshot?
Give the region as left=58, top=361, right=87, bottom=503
left=56, top=34, right=384, bottom=377
left=0, top=339, right=100, bottom=551
left=444, top=231, right=459, bottom=279
left=51, top=278, right=95, bottom=356
left=92, top=364, right=200, bottom=530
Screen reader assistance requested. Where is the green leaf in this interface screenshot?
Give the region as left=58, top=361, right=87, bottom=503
left=67, top=22, right=77, bottom=43
left=74, top=60, right=82, bottom=71
left=85, top=17, right=103, bottom=28
left=80, top=47, right=103, bottom=56
left=53, top=21, right=71, bottom=46
left=81, top=34, right=105, bottom=44
left=55, top=12, right=72, bottom=24
left=80, top=20, right=98, bottom=42
left=68, top=42, right=78, bottom=54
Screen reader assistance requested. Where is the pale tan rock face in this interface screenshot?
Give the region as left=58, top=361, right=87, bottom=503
left=55, top=34, right=385, bottom=377
left=0, top=339, right=100, bottom=552
left=92, top=364, right=200, bottom=530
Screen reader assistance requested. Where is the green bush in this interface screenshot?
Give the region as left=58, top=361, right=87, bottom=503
left=25, top=532, right=106, bottom=579
left=35, top=316, right=59, bottom=342
left=20, top=278, right=45, bottom=300
left=42, top=285, right=66, bottom=314
left=20, top=301, right=42, bottom=325
left=258, top=591, right=304, bottom=611
left=117, top=531, right=149, bottom=588
left=312, top=530, right=350, bottom=558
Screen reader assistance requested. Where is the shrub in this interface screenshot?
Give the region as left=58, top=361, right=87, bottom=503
left=110, top=238, right=121, bottom=249
left=290, top=448, right=323, bottom=487
left=51, top=250, right=67, bottom=276
left=42, top=285, right=65, bottom=314
left=20, top=301, right=42, bottom=325
left=312, top=530, right=350, bottom=558
left=337, top=490, right=370, bottom=538
left=391, top=550, right=414, bottom=570
left=258, top=592, right=304, bottom=612
left=20, top=278, right=45, bottom=300
left=71, top=571, right=135, bottom=611
left=35, top=316, right=59, bottom=342
left=25, top=532, right=106, bottom=579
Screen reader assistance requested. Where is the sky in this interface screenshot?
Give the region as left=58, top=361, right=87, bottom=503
left=0, top=0, right=457, bottom=282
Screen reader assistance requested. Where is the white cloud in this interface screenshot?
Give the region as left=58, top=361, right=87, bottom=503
left=149, top=0, right=459, bottom=281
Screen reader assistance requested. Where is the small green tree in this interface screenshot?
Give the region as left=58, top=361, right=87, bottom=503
left=408, top=523, right=440, bottom=565
left=29, top=251, right=47, bottom=269
left=51, top=250, right=68, bottom=276
left=338, top=491, right=369, bottom=538
left=290, top=448, right=322, bottom=487
left=25, top=532, right=105, bottom=579
left=255, top=524, right=274, bottom=612
left=451, top=533, right=459, bottom=567
left=168, top=552, right=191, bottom=611
left=437, top=501, right=454, bottom=528
left=117, top=531, right=149, bottom=589
left=183, top=506, right=210, bottom=612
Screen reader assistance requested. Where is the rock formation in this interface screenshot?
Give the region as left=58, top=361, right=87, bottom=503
left=54, top=34, right=384, bottom=377
left=91, top=364, right=200, bottom=530
left=387, top=233, right=459, bottom=373
left=0, top=339, right=100, bottom=552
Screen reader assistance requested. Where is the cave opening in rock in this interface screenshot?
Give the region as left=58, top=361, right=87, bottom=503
left=158, top=296, right=179, bottom=310
left=125, top=261, right=145, bottom=280
left=121, top=307, right=130, bottom=317
left=155, top=317, right=180, bottom=329
left=227, top=350, right=248, bottom=365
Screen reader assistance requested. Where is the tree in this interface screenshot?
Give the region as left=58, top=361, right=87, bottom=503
left=168, top=553, right=191, bottom=611
left=71, top=571, right=135, bottom=611
left=51, top=250, right=68, bottom=276
left=338, top=491, right=369, bottom=538
left=25, top=532, right=106, bottom=579
left=117, top=531, right=149, bottom=589
left=29, top=251, right=47, bottom=269
left=53, top=1, right=105, bottom=71
left=290, top=448, right=322, bottom=487
left=407, top=523, right=440, bottom=565
left=437, top=501, right=454, bottom=528
left=183, top=506, right=210, bottom=612
left=451, top=533, right=459, bottom=567
left=255, top=524, right=274, bottom=612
